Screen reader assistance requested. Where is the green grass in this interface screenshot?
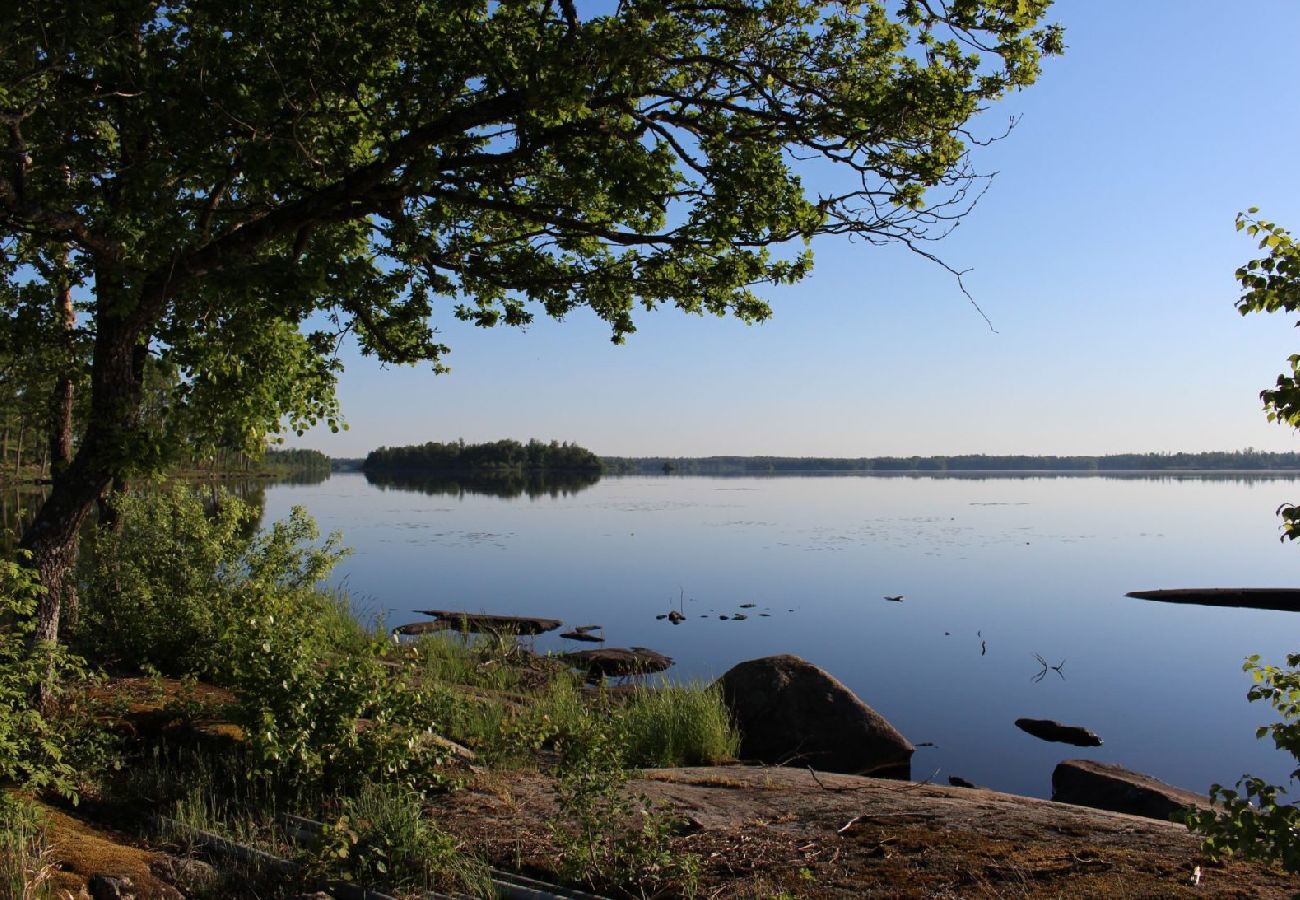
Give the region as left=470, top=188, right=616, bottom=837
left=620, top=680, right=740, bottom=768
left=406, top=631, right=532, bottom=693
left=0, top=798, right=55, bottom=900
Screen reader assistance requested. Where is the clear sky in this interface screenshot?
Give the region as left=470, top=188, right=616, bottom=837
left=292, top=0, right=1300, bottom=459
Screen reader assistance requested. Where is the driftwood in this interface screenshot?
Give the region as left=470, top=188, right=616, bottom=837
left=1126, top=587, right=1300, bottom=613
left=561, top=647, right=673, bottom=681
left=414, top=610, right=564, bottom=635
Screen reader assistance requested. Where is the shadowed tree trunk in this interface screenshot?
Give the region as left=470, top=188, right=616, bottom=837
left=23, top=302, right=146, bottom=647
left=48, top=274, right=75, bottom=475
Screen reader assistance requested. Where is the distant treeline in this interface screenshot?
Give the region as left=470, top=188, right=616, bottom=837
left=364, top=439, right=604, bottom=475
left=262, top=447, right=331, bottom=475
left=602, top=450, right=1300, bottom=475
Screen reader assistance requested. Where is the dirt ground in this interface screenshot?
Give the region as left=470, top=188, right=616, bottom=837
left=429, top=765, right=1300, bottom=899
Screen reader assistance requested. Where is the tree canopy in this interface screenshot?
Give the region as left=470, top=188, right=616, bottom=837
left=1, top=0, right=1062, bottom=639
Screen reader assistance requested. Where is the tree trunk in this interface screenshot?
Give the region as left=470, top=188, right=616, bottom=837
left=48, top=267, right=76, bottom=475
left=23, top=303, right=146, bottom=649
left=13, top=418, right=24, bottom=479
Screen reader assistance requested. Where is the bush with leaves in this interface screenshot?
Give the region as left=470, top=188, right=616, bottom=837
left=305, top=782, right=490, bottom=896
left=75, top=486, right=352, bottom=680
left=0, top=553, right=84, bottom=800
left=1185, top=215, right=1300, bottom=870
left=232, top=620, right=456, bottom=795
left=550, top=714, right=699, bottom=898
left=1184, top=653, right=1300, bottom=872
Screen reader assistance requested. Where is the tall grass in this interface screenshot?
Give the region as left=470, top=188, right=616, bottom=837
left=620, top=681, right=740, bottom=768
left=0, top=798, right=55, bottom=900
left=408, top=631, right=529, bottom=693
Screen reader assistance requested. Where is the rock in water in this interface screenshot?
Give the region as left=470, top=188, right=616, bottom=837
left=562, top=647, right=673, bottom=681
left=1014, top=718, right=1103, bottom=747
left=1052, top=759, right=1212, bottom=821
left=717, top=655, right=913, bottom=776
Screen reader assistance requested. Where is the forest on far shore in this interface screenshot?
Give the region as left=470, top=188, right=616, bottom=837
left=602, top=449, right=1300, bottom=475
left=363, top=439, right=605, bottom=475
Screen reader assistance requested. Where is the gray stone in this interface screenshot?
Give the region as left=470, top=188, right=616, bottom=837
left=1052, top=759, right=1213, bottom=821
left=88, top=874, right=134, bottom=900
left=716, top=655, right=913, bottom=776
left=150, top=855, right=215, bottom=890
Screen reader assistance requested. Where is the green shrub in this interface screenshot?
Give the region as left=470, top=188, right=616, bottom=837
left=551, top=715, right=698, bottom=898
left=0, top=553, right=84, bottom=800
left=232, top=623, right=457, bottom=795
left=1184, top=653, right=1300, bottom=872
left=75, top=486, right=354, bottom=681
left=309, top=782, right=491, bottom=896
left=620, top=681, right=740, bottom=768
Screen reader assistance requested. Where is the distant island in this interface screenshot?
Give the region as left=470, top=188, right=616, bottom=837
left=602, top=450, right=1300, bottom=475
left=363, top=439, right=604, bottom=476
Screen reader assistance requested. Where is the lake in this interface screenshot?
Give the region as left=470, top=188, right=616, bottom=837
left=252, top=470, right=1300, bottom=801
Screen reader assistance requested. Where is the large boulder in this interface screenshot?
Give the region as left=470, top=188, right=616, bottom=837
left=716, top=655, right=913, bottom=776
left=1052, top=759, right=1213, bottom=821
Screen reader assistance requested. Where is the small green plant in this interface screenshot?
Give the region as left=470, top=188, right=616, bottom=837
left=0, top=797, right=55, bottom=900
left=305, top=782, right=491, bottom=896
left=1184, top=653, right=1300, bottom=872
left=550, top=715, right=699, bottom=898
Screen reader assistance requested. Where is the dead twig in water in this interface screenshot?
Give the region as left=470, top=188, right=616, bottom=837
left=1031, top=653, right=1067, bottom=683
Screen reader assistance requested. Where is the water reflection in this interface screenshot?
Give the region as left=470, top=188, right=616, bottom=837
left=364, top=469, right=601, bottom=499
left=0, top=476, right=287, bottom=552
left=0, top=484, right=50, bottom=552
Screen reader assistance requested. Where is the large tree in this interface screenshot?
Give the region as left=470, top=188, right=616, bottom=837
left=1, top=0, right=1062, bottom=643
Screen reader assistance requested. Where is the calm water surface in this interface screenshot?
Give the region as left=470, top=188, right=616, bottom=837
left=262, top=472, right=1300, bottom=800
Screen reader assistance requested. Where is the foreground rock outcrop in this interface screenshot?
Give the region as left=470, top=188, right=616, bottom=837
left=716, top=654, right=913, bottom=775
left=430, top=765, right=1296, bottom=898
left=1052, top=759, right=1214, bottom=821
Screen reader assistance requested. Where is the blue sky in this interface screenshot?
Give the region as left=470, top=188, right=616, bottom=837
left=294, top=0, right=1300, bottom=458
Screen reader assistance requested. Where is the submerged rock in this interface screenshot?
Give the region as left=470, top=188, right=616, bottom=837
left=413, top=610, right=563, bottom=635
left=717, top=654, right=913, bottom=776
left=1014, top=718, right=1103, bottom=747
left=1052, top=759, right=1212, bottom=821
left=562, top=647, right=673, bottom=681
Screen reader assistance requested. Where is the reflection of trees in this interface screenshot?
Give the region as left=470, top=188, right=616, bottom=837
left=1, top=485, right=50, bottom=553
left=365, top=470, right=600, bottom=499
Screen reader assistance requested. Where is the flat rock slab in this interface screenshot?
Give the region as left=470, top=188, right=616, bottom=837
left=1015, top=717, right=1103, bottom=747
left=559, top=630, right=605, bottom=643
left=561, top=647, right=673, bottom=680
left=1127, top=587, right=1300, bottom=613
left=414, top=610, right=563, bottom=635
left=1052, top=759, right=1213, bottom=821
left=717, top=655, right=913, bottom=776
left=429, top=766, right=1296, bottom=898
